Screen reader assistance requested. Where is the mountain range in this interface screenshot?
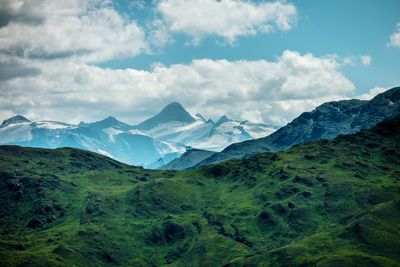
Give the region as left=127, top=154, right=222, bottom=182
left=0, top=102, right=277, bottom=168
left=1, top=116, right=399, bottom=266
left=194, top=87, right=400, bottom=167
left=1, top=87, right=399, bottom=170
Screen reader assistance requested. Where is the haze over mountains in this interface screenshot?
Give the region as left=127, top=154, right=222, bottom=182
left=0, top=102, right=277, bottom=168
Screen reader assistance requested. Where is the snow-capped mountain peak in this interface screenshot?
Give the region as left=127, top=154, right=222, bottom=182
left=136, top=102, right=196, bottom=130
left=214, top=115, right=231, bottom=127
left=81, top=116, right=131, bottom=131
left=1, top=115, right=31, bottom=128
left=0, top=105, right=278, bottom=168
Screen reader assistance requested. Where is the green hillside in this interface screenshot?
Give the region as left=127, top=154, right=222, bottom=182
left=0, top=118, right=399, bottom=266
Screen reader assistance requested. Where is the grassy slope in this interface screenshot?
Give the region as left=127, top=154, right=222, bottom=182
left=0, top=118, right=399, bottom=266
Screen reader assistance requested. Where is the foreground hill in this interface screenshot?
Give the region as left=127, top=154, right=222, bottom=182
left=197, top=86, right=400, bottom=167
left=0, top=118, right=399, bottom=266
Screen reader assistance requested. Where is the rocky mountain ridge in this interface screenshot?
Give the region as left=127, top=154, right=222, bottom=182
left=196, top=87, right=400, bottom=166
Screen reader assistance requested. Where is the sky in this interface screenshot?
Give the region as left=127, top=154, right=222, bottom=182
left=0, top=0, right=399, bottom=125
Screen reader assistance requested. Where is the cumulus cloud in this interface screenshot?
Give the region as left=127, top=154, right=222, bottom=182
left=360, top=55, right=371, bottom=66
left=0, top=55, right=40, bottom=81
left=0, top=0, right=91, bottom=26
left=0, top=1, right=358, bottom=127
left=0, top=50, right=355, bottom=125
left=153, top=0, right=297, bottom=45
left=388, top=22, right=400, bottom=47
left=0, top=0, right=147, bottom=63
left=340, top=55, right=372, bottom=66
left=356, top=86, right=388, bottom=100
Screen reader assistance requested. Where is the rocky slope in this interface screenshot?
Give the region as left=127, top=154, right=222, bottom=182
left=163, top=148, right=215, bottom=170
left=197, top=86, right=400, bottom=166
left=136, top=102, right=196, bottom=130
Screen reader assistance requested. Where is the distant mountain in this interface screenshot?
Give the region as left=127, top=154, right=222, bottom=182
left=214, top=115, right=231, bottom=127
left=145, top=152, right=182, bottom=169
left=0, top=116, right=182, bottom=167
left=79, top=116, right=131, bottom=131
left=0, top=102, right=277, bottom=168
left=197, top=86, right=400, bottom=166
left=195, top=113, right=206, bottom=122
left=137, top=105, right=278, bottom=153
left=0, top=115, right=30, bottom=127
left=136, top=102, right=196, bottom=130
left=163, top=148, right=215, bottom=170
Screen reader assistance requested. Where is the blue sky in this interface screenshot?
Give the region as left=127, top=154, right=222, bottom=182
left=0, top=0, right=399, bottom=125
left=103, top=0, right=400, bottom=92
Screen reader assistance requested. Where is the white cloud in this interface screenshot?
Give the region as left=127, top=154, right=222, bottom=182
left=128, top=0, right=146, bottom=10
left=0, top=50, right=355, bottom=125
left=356, top=86, right=388, bottom=100
left=388, top=22, right=400, bottom=47
left=153, top=0, right=297, bottom=45
left=0, top=0, right=147, bottom=63
left=360, top=55, right=371, bottom=66
left=339, top=55, right=372, bottom=66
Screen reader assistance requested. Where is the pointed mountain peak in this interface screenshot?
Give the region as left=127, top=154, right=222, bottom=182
left=215, top=115, right=231, bottom=127
left=136, top=102, right=196, bottom=130
left=84, top=116, right=130, bottom=130
left=164, top=102, right=185, bottom=109
left=103, top=116, right=118, bottom=123
left=1, top=115, right=31, bottom=127
left=159, top=102, right=192, bottom=118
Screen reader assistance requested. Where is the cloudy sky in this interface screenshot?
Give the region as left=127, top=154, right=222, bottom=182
left=0, top=0, right=399, bottom=125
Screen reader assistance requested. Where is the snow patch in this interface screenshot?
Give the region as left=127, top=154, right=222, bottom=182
left=35, top=121, right=76, bottom=130
left=103, top=127, right=124, bottom=142
left=128, top=129, right=149, bottom=136
left=0, top=122, right=33, bottom=143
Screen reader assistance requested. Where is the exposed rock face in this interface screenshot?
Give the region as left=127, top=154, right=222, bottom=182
left=136, top=102, right=196, bottom=130
left=0, top=115, right=30, bottom=128
left=197, top=87, right=400, bottom=166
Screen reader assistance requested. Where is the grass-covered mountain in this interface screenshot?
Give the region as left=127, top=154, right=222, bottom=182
left=1, top=117, right=399, bottom=266
left=197, top=87, right=400, bottom=167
